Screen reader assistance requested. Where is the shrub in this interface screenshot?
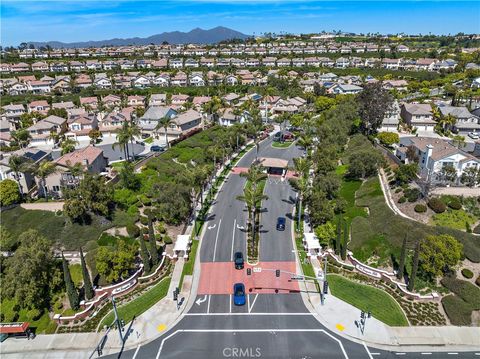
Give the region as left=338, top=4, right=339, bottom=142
left=474, top=224, right=480, bottom=235
left=395, top=188, right=403, bottom=194
left=126, top=224, right=140, bottom=238
left=476, top=276, right=480, bottom=287
left=404, top=188, right=421, bottom=202
left=139, top=216, right=149, bottom=226
left=448, top=198, right=462, bottom=210
left=428, top=197, right=446, bottom=213
left=163, top=235, right=173, bottom=245
left=466, top=222, right=472, bottom=233
left=156, top=222, right=166, bottom=234
left=377, top=132, right=400, bottom=147
left=414, top=204, right=427, bottom=213
left=461, top=268, right=474, bottom=279
left=398, top=196, right=407, bottom=204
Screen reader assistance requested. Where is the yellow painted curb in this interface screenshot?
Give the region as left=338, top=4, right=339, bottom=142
left=335, top=323, right=345, bottom=332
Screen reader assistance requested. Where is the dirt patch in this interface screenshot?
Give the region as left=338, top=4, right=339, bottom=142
left=390, top=188, right=433, bottom=224
left=104, top=227, right=128, bottom=237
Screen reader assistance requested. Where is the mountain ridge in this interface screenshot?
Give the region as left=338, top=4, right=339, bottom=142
left=27, top=26, right=250, bottom=48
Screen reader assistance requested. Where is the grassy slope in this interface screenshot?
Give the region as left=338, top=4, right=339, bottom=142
left=327, top=274, right=409, bottom=326
left=350, top=177, right=480, bottom=264
left=100, top=277, right=171, bottom=328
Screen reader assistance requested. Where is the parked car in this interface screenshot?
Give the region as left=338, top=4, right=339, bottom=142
left=234, top=252, right=244, bottom=270
left=276, top=217, right=286, bottom=231
left=468, top=132, right=479, bottom=139
left=150, top=145, right=164, bottom=152
left=233, top=283, right=246, bottom=306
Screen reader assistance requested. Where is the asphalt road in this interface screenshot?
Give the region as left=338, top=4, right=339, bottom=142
left=104, top=137, right=478, bottom=359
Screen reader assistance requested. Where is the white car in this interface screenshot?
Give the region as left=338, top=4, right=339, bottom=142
left=468, top=132, right=479, bottom=139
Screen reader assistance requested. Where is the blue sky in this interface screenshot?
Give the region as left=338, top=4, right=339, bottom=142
left=1, top=1, right=479, bottom=46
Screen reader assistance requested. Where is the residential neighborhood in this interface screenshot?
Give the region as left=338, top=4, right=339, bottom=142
left=1, top=2, right=480, bottom=359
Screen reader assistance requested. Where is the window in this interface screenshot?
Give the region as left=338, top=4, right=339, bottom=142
left=52, top=186, right=60, bottom=192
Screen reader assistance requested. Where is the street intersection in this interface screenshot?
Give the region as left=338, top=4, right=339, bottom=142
left=105, top=137, right=479, bottom=359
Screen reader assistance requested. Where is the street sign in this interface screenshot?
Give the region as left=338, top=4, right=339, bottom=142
left=253, top=267, right=262, bottom=273
left=290, top=276, right=304, bottom=280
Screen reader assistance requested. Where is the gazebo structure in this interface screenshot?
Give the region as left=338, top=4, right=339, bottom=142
left=257, top=157, right=289, bottom=175
left=173, top=234, right=192, bottom=260
left=303, top=232, right=321, bottom=257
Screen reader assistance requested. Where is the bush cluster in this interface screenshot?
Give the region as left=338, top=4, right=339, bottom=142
left=428, top=197, right=446, bottom=213
left=448, top=198, right=462, bottom=210
left=398, top=196, right=407, bottom=204
left=414, top=204, right=427, bottom=213
left=404, top=188, right=421, bottom=202
left=126, top=224, right=140, bottom=238
left=461, top=268, right=474, bottom=279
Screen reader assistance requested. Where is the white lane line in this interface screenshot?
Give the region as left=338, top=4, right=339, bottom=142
left=206, top=294, right=211, bottom=314
left=132, top=345, right=141, bottom=359
left=421, top=353, right=432, bottom=355
left=230, top=218, right=236, bottom=261
left=184, top=312, right=316, bottom=316
left=247, top=293, right=250, bottom=311
left=156, top=329, right=348, bottom=359
left=212, top=219, right=222, bottom=262
left=395, top=354, right=406, bottom=356
left=248, top=293, right=259, bottom=313
left=447, top=353, right=458, bottom=355
left=363, top=341, right=373, bottom=359
left=371, top=354, right=380, bottom=356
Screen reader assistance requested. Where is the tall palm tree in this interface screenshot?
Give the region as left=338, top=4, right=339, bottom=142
left=236, top=184, right=268, bottom=256
left=293, top=157, right=312, bottom=230
left=207, top=145, right=223, bottom=171
left=34, top=160, right=58, bottom=201
left=113, top=122, right=131, bottom=161
left=240, top=163, right=266, bottom=191
left=155, top=116, right=174, bottom=148
left=127, top=121, right=141, bottom=160
left=190, top=164, right=211, bottom=211
left=8, top=155, right=28, bottom=197
left=11, top=129, right=31, bottom=148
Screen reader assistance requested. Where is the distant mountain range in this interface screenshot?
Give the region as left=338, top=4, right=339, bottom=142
left=27, top=26, right=250, bottom=49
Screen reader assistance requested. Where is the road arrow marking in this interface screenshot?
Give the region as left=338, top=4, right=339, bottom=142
left=236, top=224, right=245, bottom=230
left=195, top=295, right=208, bottom=306
left=207, top=224, right=216, bottom=230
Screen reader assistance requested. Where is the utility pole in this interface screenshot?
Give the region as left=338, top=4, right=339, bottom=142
left=112, top=296, right=125, bottom=344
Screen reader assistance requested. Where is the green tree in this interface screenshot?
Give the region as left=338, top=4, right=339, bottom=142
left=80, top=247, right=94, bottom=300
left=314, top=96, right=336, bottom=112
left=47, top=108, right=68, bottom=119
left=10, top=129, right=32, bottom=148
left=33, top=160, right=58, bottom=201
left=60, top=137, right=78, bottom=155
left=377, top=132, right=400, bottom=146
left=0, top=179, right=21, bottom=206
left=88, top=129, right=102, bottom=145
left=113, top=122, right=131, bottom=161
left=147, top=217, right=159, bottom=266
left=395, top=163, right=419, bottom=185
left=419, top=234, right=463, bottom=278
left=357, top=81, right=394, bottom=134
left=347, top=149, right=383, bottom=179
left=397, top=234, right=407, bottom=280
left=155, top=116, right=174, bottom=148
left=95, top=241, right=137, bottom=283
left=314, top=221, right=335, bottom=248
left=119, top=161, right=140, bottom=190
left=19, top=111, right=44, bottom=128
left=0, top=226, right=17, bottom=252
left=139, top=237, right=151, bottom=274
left=408, top=238, right=420, bottom=291
left=2, top=230, right=59, bottom=310
left=62, top=253, right=79, bottom=310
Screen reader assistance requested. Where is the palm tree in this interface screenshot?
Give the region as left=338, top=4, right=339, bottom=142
left=240, top=163, right=266, bottom=191
left=203, top=96, right=224, bottom=123
left=297, top=134, right=313, bottom=156
left=155, top=116, right=174, bottom=148
left=8, top=155, right=28, bottom=198
left=127, top=121, right=141, bottom=160
left=34, top=160, right=58, bottom=201
left=293, top=157, right=312, bottom=230
left=113, top=122, right=131, bottom=161
left=190, top=164, right=211, bottom=211
left=207, top=145, right=223, bottom=172
left=236, top=184, right=268, bottom=256
left=64, top=160, right=84, bottom=189
left=60, top=137, right=78, bottom=155
left=11, top=129, right=31, bottom=148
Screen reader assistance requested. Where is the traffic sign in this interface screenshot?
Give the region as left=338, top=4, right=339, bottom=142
left=253, top=267, right=262, bottom=273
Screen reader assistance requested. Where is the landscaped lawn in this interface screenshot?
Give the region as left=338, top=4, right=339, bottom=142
left=432, top=209, right=476, bottom=231
left=327, top=274, right=409, bottom=326
left=337, top=178, right=367, bottom=227
left=99, top=276, right=171, bottom=328
left=69, top=264, right=83, bottom=287
left=349, top=177, right=480, bottom=264
left=271, top=141, right=293, bottom=148
left=0, top=298, right=57, bottom=334
left=1, top=206, right=112, bottom=250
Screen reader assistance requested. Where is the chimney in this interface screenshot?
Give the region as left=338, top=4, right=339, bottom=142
left=425, top=144, right=433, bottom=164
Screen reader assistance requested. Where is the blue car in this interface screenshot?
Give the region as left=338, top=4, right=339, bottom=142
left=233, top=283, right=246, bottom=306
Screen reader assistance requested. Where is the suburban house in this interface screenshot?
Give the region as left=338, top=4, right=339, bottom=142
left=162, top=109, right=203, bottom=141
left=99, top=107, right=134, bottom=138
left=2, top=104, right=26, bottom=122
left=219, top=108, right=245, bottom=127
left=44, top=146, right=108, bottom=198
left=80, top=96, right=99, bottom=110
left=0, top=148, right=52, bottom=195
left=27, top=115, right=67, bottom=146
left=28, top=100, right=50, bottom=114
left=396, top=137, right=480, bottom=186
left=149, top=94, right=167, bottom=106
left=328, top=83, right=363, bottom=95
left=138, top=106, right=178, bottom=138
left=400, top=103, right=436, bottom=132
left=438, top=105, right=480, bottom=135
left=379, top=101, right=401, bottom=132
left=65, top=115, right=98, bottom=142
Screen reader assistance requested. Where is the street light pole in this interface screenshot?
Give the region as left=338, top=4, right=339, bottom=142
left=111, top=296, right=125, bottom=344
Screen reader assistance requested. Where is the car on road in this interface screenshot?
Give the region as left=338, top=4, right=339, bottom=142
left=468, top=132, right=479, bottom=139
left=276, top=217, right=286, bottom=231
left=233, top=283, right=246, bottom=306
left=234, top=252, right=244, bottom=269
left=150, top=145, right=164, bottom=152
